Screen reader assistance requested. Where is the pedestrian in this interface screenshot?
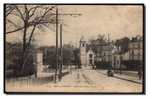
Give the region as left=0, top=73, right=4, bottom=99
left=138, top=69, right=142, bottom=80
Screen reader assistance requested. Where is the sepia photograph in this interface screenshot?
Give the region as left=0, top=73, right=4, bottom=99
left=4, top=4, right=145, bottom=94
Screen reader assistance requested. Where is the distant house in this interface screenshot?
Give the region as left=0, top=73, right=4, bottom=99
left=112, top=35, right=143, bottom=71
left=129, top=36, right=143, bottom=61
left=79, top=35, right=143, bottom=70
left=112, top=45, right=129, bottom=71
left=79, top=36, right=112, bottom=68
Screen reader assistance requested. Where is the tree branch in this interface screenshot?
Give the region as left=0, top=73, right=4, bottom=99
left=14, top=5, right=25, bottom=21
left=26, top=24, right=36, bottom=49
left=5, top=5, right=15, bottom=17
left=6, top=27, right=24, bottom=34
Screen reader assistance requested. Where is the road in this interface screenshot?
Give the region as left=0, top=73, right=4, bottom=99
left=5, top=68, right=142, bottom=92
left=54, top=68, right=142, bottom=92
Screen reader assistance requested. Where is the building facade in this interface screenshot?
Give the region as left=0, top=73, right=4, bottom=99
left=79, top=36, right=112, bottom=67
left=129, top=36, right=143, bottom=61
left=112, top=35, right=143, bottom=71
left=79, top=37, right=95, bottom=67
left=101, top=43, right=113, bottom=63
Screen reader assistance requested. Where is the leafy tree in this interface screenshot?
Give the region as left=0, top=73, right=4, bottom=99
left=42, top=44, right=76, bottom=68
left=73, top=48, right=81, bottom=68
left=115, top=37, right=130, bottom=53
left=89, top=34, right=107, bottom=55
left=62, top=44, right=75, bottom=66
left=42, top=46, right=56, bottom=68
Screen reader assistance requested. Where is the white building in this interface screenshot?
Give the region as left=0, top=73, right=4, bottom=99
left=79, top=37, right=95, bottom=67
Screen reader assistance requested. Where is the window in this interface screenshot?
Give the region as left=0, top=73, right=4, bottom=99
left=138, top=43, right=140, bottom=49
left=89, top=54, right=93, bottom=58
left=82, top=43, right=85, bottom=47
left=103, top=52, right=105, bottom=56
left=132, top=50, right=134, bottom=55
left=89, top=59, right=93, bottom=64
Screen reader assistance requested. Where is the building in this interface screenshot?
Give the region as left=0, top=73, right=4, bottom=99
left=79, top=37, right=95, bottom=67
left=101, top=43, right=113, bottom=63
left=86, top=49, right=95, bottom=65
left=129, top=36, right=143, bottom=61
left=112, top=45, right=129, bottom=72
left=112, top=46, right=121, bottom=70
left=79, top=35, right=143, bottom=70
left=79, top=36, right=112, bottom=68
left=112, top=35, right=143, bottom=71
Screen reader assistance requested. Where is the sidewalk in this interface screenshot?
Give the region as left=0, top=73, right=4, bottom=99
left=96, top=70, right=142, bottom=84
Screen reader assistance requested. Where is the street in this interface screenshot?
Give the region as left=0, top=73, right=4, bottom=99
left=6, top=67, right=142, bottom=92
left=56, top=68, right=142, bottom=92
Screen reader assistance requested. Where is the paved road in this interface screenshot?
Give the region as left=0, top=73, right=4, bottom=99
left=5, top=68, right=142, bottom=92
left=52, top=68, right=142, bottom=92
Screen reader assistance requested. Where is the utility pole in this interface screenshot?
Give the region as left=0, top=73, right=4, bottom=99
left=53, top=6, right=81, bottom=83
left=59, top=24, right=63, bottom=81
left=54, top=7, right=59, bottom=83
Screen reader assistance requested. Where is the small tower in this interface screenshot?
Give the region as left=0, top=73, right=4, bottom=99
left=79, top=36, right=87, bottom=66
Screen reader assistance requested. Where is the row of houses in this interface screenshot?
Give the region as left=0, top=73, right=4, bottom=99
left=79, top=35, right=143, bottom=70
left=112, top=36, right=143, bottom=70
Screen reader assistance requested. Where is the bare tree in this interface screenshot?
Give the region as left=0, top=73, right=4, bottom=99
left=5, top=5, right=57, bottom=73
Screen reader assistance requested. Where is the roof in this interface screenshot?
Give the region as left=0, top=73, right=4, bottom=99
left=130, top=36, right=143, bottom=42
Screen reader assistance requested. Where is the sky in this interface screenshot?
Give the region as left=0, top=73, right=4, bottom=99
left=6, top=5, right=143, bottom=47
